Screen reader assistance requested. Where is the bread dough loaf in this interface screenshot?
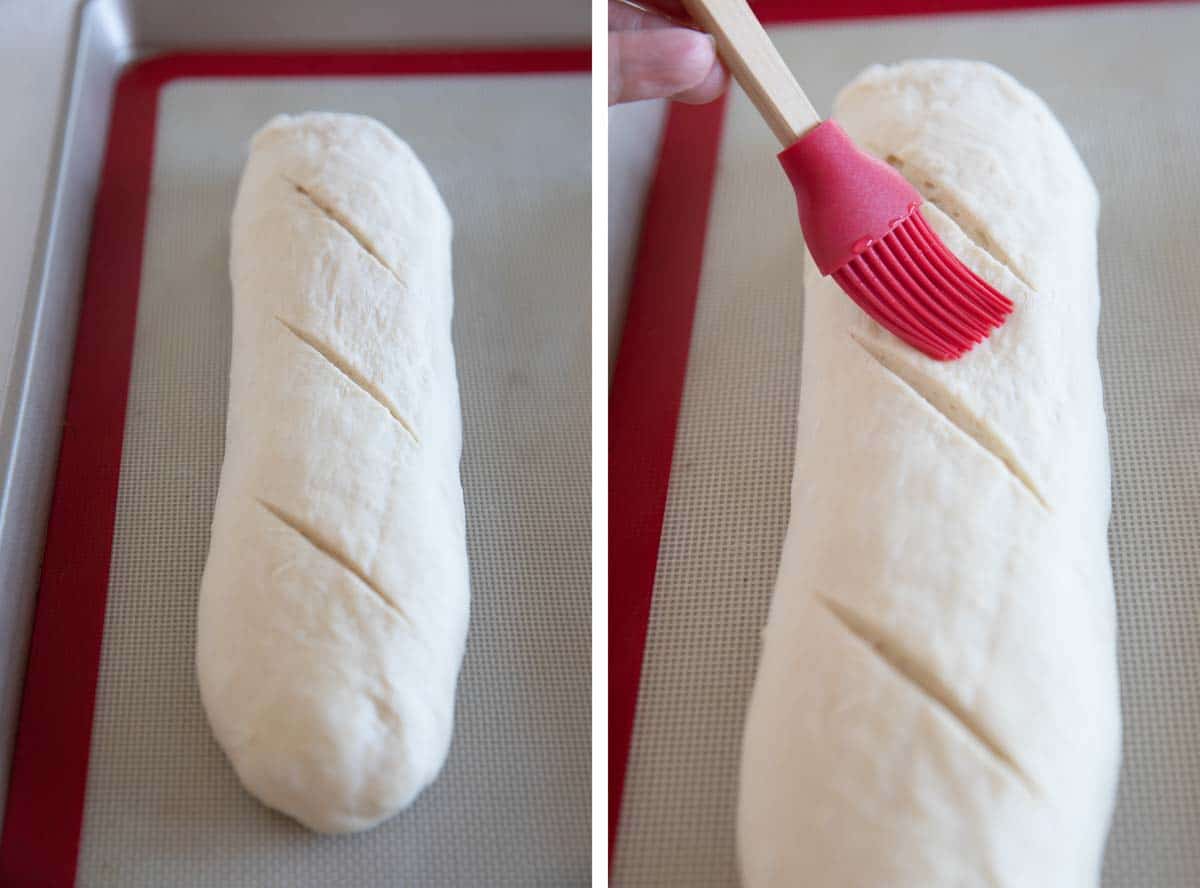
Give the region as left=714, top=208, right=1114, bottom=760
left=196, top=112, right=469, bottom=834
left=738, top=61, right=1120, bottom=885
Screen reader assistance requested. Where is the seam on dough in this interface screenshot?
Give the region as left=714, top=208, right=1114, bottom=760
left=365, top=689, right=404, bottom=740
left=850, top=332, right=1049, bottom=510
left=275, top=316, right=420, bottom=443
left=286, top=176, right=407, bottom=289
left=882, top=153, right=1034, bottom=290
left=816, top=594, right=1038, bottom=795
left=256, top=498, right=412, bottom=626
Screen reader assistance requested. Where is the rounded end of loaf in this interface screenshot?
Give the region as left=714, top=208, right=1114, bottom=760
left=833, top=58, right=1099, bottom=298
left=196, top=672, right=458, bottom=838
left=196, top=487, right=463, bottom=835
left=196, top=585, right=458, bottom=835
left=241, top=110, right=453, bottom=261
left=212, top=685, right=452, bottom=835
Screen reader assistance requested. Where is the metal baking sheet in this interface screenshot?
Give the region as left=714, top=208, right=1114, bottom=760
left=0, top=3, right=589, bottom=885
left=0, top=0, right=588, bottom=836
left=612, top=3, right=1200, bottom=887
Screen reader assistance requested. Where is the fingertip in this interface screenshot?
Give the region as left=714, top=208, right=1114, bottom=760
left=609, top=27, right=720, bottom=105
left=609, top=28, right=722, bottom=105
left=669, top=30, right=720, bottom=93
left=670, top=52, right=728, bottom=105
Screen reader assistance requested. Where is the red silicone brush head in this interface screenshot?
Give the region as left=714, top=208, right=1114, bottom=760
left=778, top=120, right=1013, bottom=361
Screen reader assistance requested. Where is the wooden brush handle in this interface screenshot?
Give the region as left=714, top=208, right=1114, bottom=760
left=679, top=0, right=820, bottom=146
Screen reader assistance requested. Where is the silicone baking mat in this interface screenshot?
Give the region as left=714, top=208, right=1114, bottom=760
left=610, top=3, right=1200, bottom=886
left=2, top=52, right=589, bottom=886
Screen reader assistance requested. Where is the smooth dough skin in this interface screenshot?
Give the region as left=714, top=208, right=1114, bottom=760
left=738, top=62, right=1120, bottom=886
left=197, top=112, right=468, bottom=834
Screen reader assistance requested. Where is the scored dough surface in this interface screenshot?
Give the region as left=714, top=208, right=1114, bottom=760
left=738, top=60, right=1119, bottom=886
left=196, top=112, right=469, bottom=834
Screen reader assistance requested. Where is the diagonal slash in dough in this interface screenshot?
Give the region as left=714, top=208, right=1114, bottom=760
left=850, top=332, right=1048, bottom=509
left=287, top=177, right=408, bottom=290
left=275, top=316, right=419, bottom=443
left=818, top=593, right=1037, bottom=795
left=257, top=497, right=411, bottom=626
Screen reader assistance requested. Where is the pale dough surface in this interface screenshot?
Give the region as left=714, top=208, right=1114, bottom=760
left=196, top=112, right=469, bottom=834
left=738, top=60, right=1119, bottom=886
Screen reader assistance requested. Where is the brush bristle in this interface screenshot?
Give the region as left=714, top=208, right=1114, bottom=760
left=832, top=211, right=1013, bottom=361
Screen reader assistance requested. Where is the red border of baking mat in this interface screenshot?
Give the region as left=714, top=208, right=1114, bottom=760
left=0, top=46, right=588, bottom=888
left=607, top=0, right=1182, bottom=862
left=607, top=95, right=727, bottom=856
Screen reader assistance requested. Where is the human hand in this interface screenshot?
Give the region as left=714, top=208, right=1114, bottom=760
left=608, top=1, right=728, bottom=105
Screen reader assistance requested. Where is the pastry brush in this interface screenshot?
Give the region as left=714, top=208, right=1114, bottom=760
left=678, top=0, right=1012, bottom=360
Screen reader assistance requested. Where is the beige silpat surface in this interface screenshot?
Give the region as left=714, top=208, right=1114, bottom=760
left=613, top=6, right=1200, bottom=888
left=740, top=61, right=1117, bottom=885
left=77, top=76, right=589, bottom=885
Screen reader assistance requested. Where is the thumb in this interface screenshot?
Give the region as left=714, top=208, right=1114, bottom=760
left=609, top=27, right=725, bottom=105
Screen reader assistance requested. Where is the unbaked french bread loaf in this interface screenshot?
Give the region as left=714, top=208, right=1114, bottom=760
left=738, top=61, right=1120, bottom=885
left=197, top=112, right=469, bottom=833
